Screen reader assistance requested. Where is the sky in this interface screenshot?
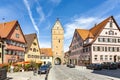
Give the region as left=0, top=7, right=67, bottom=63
left=0, top=0, right=120, bottom=52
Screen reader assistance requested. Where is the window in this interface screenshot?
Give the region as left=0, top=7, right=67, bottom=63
left=44, top=56, right=46, bottom=59
left=102, top=47, right=104, bottom=51
left=58, top=39, right=60, bottom=43
left=118, top=39, right=120, bottom=43
left=109, top=31, right=114, bottom=35
left=103, top=38, right=105, bottom=42
left=33, top=42, right=36, bottom=45
left=105, top=38, right=108, bottom=42
left=117, top=47, right=119, bottom=52
left=16, top=25, right=19, bottom=30
left=0, top=44, right=1, bottom=48
left=30, top=48, right=32, bottom=51
left=98, top=38, right=103, bottom=42
left=97, top=47, right=100, bottom=51
left=105, top=32, right=107, bottom=34
left=108, top=38, right=110, bottom=42
left=93, top=46, right=95, bottom=51
left=0, top=53, right=1, bottom=58
left=105, top=55, right=108, bottom=60
left=100, top=55, right=103, bottom=60
left=16, top=33, right=19, bottom=38
left=28, top=54, right=31, bottom=58
left=94, top=55, right=97, bottom=60
left=109, top=55, right=112, bottom=60
left=33, top=48, right=36, bottom=52
left=110, top=21, right=112, bottom=27
left=108, top=47, right=112, bottom=52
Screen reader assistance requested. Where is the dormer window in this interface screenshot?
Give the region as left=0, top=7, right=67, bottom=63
left=16, top=33, right=19, bottom=38
left=33, top=42, right=36, bottom=45
left=109, top=31, right=114, bottom=35
left=16, top=25, right=19, bottom=30
left=110, top=21, right=112, bottom=27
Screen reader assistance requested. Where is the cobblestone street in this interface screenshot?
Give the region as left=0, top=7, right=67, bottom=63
left=48, top=65, right=120, bottom=80
left=7, top=71, right=46, bottom=80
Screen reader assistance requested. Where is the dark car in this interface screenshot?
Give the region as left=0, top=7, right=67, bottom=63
left=66, top=64, right=70, bottom=67
left=69, top=64, right=75, bottom=68
left=86, top=63, right=102, bottom=70
left=102, top=62, right=117, bottom=70
left=38, top=65, right=49, bottom=74
left=115, top=62, right=120, bottom=69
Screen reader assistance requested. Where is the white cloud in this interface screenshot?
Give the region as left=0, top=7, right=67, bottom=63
left=35, top=0, right=45, bottom=23
left=64, top=17, right=103, bottom=52
left=63, top=0, right=120, bottom=52
left=23, top=0, right=40, bottom=35
left=40, top=41, right=51, bottom=48
left=65, top=17, right=98, bottom=40
left=36, top=7, right=45, bottom=22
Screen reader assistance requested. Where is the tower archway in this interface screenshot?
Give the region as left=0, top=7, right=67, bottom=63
left=54, top=57, right=61, bottom=65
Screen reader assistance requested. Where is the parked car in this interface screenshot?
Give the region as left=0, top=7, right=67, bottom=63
left=102, top=62, right=117, bottom=70
left=117, top=62, right=120, bottom=68
left=66, top=64, right=70, bottom=67
left=66, top=63, right=75, bottom=68
left=86, top=63, right=102, bottom=70
left=38, top=65, right=50, bottom=74
left=69, top=64, right=75, bottom=68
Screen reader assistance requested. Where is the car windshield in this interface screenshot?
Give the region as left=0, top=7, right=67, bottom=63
left=40, top=66, right=48, bottom=69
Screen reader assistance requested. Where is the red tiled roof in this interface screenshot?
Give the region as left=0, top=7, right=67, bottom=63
left=40, top=48, right=52, bottom=57
left=76, top=16, right=119, bottom=43
left=0, top=20, right=27, bottom=43
left=0, top=20, right=17, bottom=38
left=76, top=29, right=94, bottom=40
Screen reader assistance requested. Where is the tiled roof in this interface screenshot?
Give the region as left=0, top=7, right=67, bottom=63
left=76, top=16, right=116, bottom=43
left=40, top=48, right=52, bottom=57
left=25, top=33, right=37, bottom=53
left=0, top=20, right=17, bottom=38
left=90, top=16, right=111, bottom=37
left=76, top=29, right=94, bottom=40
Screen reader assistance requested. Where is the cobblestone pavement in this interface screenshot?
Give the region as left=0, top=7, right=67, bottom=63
left=48, top=65, right=120, bottom=80
left=7, top=71, right=46, bottom=80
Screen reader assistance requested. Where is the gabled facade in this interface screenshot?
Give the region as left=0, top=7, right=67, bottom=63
left=52, top=19, right=64, bottom=65
left=25, top=33, right=41, bottom=63
left=0, top=20, right=26, bottom=63
left=69, top=16, right=120, bottom=66
left=40, top=48, right=52, bottom=65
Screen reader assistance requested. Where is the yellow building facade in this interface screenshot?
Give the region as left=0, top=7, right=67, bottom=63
left=25, top=33, right=41, bottom=63
left=52, top=19, right=64, bottom=65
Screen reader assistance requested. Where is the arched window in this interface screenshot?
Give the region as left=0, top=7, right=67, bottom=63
left=33, top=48, right=36, bottom=52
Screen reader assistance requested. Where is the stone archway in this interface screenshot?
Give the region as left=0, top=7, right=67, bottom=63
left=54, top=57, right=61, bottom=65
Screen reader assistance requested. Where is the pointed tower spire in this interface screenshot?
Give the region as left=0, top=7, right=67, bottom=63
left=56, top=18, right=59, bottom=21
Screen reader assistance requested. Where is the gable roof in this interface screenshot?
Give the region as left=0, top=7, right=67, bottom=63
left=76, top=29, right=94, bottom=40
left=0, top=20, right=17, bottom=38
left=0, top=20, right=27, bottom=43
left=25, top=33, right=38, bottom=53
left=52, top=18, right=63, bottom=30
left=40, top=48, right=52, bottom=57
left=75, top=16, right=119, bottom=45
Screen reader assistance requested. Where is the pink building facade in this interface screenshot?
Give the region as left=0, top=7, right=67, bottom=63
left=0, top=20, right=26, bottom=63
left=69, top=16, right=120, bottom=66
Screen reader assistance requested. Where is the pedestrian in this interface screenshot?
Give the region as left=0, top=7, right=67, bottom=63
left=10, top=65, right=14, bottom=73
left=33, top=68, right=37, bottom=76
